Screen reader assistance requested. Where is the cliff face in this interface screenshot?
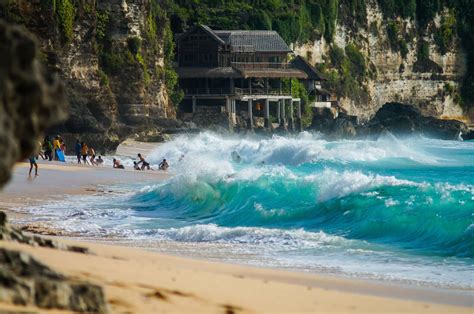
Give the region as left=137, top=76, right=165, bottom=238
left=1, top=0, right=176, bottom=150
left=295, top=0, right=471, bottom=124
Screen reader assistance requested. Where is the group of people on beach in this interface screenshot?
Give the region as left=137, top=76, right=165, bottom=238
left=29, top=135, right=67, bottom=176
left=74, top=139, right=103, bottom=166
left=28, top=136, right=170, bottom=176
left=113, top=154, right=169, bottom=171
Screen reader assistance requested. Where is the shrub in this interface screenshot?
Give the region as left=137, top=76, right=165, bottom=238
left=56, top=0, right=75, bottom=43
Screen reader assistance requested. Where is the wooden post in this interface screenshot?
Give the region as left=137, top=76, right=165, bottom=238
left=264, top=99, right=270, bottom=130
left=296, top=100, right=303, bottom=132
left=289, top=99, right=295, bottom=132
left=225, top=96, right=230, bottom=113
left=247, top=99, right=253, bottom=130
left=265, top=78, right=269, bottom=94
left=277, top=99, right=281, bottom=125
left=249, top=78, right=252, bottom=95
left=280, top=99, right=287, bottom=130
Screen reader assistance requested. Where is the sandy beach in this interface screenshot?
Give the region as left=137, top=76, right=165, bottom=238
left=0, top=156, right=472, bottom=313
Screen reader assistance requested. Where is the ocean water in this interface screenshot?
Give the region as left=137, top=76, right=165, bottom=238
left=22, top=132, right=474, bottom=288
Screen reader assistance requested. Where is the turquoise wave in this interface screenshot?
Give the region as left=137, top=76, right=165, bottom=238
left=129, top=166, right=473, bottom=259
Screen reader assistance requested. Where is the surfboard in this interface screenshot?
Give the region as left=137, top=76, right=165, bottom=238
left=56, top=149, right=66, bottom=162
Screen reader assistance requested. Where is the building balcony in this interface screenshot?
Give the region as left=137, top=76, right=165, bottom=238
left=230, top=62, right=289, bottom=70
left=183, top=87, right=287, bottom=96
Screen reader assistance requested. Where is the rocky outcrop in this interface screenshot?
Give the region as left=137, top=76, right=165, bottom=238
left=1, top=0, right=177, bottom=152
left=0, top=211, right=107, bottom=312
left=295, top=0, right=471, bottom=125
left=0, top=248, right=106, bottom=312
left=0, top=20, right=68, bottom=187
left=367, top=102, right=467, bottom=140
left=311, top=103, right=467, bottom=140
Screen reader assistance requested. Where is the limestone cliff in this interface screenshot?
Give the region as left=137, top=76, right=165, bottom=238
left=1, top=0, right=177, bottom=151
left=295, top=0, right=471, bottom=124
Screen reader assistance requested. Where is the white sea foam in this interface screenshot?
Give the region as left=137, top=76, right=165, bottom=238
left=145, top=132, right=446, bottom=169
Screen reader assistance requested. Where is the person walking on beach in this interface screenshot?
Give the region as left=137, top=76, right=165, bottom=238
left=113, top=158, right=125, bottom=169
left=28, top=155, right=38, bottom=176
left=43, top=137, right=53, bottom=161
left=81, top=142, right=90, bottom=165
left=89, top=147, right=98, bottom=166
left=133, top=161, right=141, bottom=171
left=159, top=159, right=169, bottom=170
left=75, top=139, right=82, bottom=164
left=97, top=156, right=104, bottom=165
left=137, top=153, right=150, bottom=170
left=38, top=141, right=46, bottom=160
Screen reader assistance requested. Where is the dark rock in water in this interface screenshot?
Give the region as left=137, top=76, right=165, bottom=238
left=462, top=130, right=474, bottom=141
left=309, top=103, right=467, bottom=140
left=368, top=103, right=467, bottom=140
left=0, top=20, right=68, bottom=188
left=310, top=108, right=358, bottom=139
left=0, top=248, right=107, bottom=313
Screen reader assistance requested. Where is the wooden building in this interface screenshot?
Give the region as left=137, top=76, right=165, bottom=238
left=176, top=24, right=321, bottom=131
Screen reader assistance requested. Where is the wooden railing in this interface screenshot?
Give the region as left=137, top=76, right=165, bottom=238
left=231, top=62, right=289, bottom=70
left=234, top=87, right=284, bottom=95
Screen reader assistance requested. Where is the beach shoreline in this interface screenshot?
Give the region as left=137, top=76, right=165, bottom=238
left=0, top=157, right=473, bottom=312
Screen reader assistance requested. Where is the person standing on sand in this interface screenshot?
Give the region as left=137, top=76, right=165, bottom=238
left=89, top=147, right=97, bottom=166
left=81, top=142, right=90, bottom=165
left=75, top=139, right=82, bottom=164
left=97, top=156, right=104, bottom=165
left=38, top=141, right=46, bottom=160
left=28, top=155, right=38, bottom=176
left=137, top=153, right=150, bottom=170
left=43, top=137, right=53, bottom=161
left=53, top=136, right=61, bottom=160
left=60, top=138, right=66, bottom=154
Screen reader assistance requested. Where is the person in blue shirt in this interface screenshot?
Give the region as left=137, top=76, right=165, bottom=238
left=75, top=139, right=82, bottom=164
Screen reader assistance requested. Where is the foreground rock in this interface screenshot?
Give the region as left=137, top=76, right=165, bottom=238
left=0, top=248, right=106, bottom=312
left=0, top=211, right=106, bottom=312
left=311, top=103, right=468, bottom=140
left=0, top=20, right=68, bottom=187
left=0, top=212, right=88, bottom=254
